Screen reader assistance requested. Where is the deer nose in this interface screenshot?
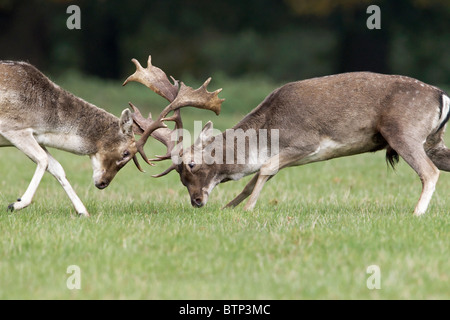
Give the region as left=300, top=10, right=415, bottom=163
left=95, top=180, right=109, bottom=189
left=192, top=197, right=204, bottom=208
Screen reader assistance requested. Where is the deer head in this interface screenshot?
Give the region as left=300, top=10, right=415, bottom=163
left=90, top=108, right=138, bottom=189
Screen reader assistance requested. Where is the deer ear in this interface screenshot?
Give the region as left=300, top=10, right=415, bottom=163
left=194, top=121, right=214, bottom=147
left=119, top=109, right=134, bottom=135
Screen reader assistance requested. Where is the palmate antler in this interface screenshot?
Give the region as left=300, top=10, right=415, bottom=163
left=124, top=55, right=224, bottom=176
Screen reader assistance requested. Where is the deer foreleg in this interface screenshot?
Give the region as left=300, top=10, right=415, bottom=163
left=44, top=148, right=89, bottom=216
left=240, top=146, right=321, bottom=211
left=242, top=152, right=292, bottom=211
left=243, top=174, right=272, bottom=211
left=224, top=172, right=260, bottom=209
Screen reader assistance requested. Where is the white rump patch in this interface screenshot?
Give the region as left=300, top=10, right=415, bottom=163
left=438, top=95, right=450, bottom=129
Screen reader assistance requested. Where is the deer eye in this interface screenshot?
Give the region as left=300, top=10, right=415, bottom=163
left=122, top=150, right=130, bottom=159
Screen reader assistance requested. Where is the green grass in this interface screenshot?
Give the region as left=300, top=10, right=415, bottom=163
left=0, top=74, right=449, bottom=299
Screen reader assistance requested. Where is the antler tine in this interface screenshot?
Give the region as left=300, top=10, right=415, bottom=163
left=129, top=102, right=146, bottom=135
left=132, top=155, right=145, bottom=173
left=159, top=78, right=225, bottom=117
left=123, top=55, right=179, bottom=102
left=151, top=163, right=178, bottom=178
left=162, top=109, right=183, bottom=131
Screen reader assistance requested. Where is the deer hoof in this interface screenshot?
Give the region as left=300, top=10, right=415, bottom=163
left=78, top=212, right=90, bottom=218
left=7, top=203, right=15, bottom=212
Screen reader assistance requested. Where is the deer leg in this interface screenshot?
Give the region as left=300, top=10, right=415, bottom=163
left=398, top=150, right=438, bottom=216
left=242, top=151, right=305, bottom=211
left=224, top=173, right=276, bottom=209
left=243, top=174, right=272, bottom=211
left=224, top=173, right=260, bottom=208
left=1, top=129, right=49, bottom=212
left=415, top=166, right=439, bottom=216
left=382, top=132, right=440, bottom=216
left=44, top=148, right=89, bottom=216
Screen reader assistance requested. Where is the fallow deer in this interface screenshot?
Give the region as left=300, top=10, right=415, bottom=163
left=128, top=57, right=450, bottom=216
left=0, top=60, right=147, bottom=216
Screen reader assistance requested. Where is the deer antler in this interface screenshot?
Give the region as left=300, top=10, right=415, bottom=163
left=124, top=55, right=224, bottom=176
left=129, top=102, right=177, bottom=162
left=162, top=78, right=222, bottom=116
left=123, top=56, right=179, bottom=102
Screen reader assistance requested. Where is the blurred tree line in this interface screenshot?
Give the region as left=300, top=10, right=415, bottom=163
left=0, top=0, right=449, bottom=84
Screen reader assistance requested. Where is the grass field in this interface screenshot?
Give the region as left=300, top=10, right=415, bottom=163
left=0, top=73, right=449, bottom=299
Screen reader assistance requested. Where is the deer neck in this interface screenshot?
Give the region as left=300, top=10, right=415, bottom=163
left=201, top=113, right=274, bottom=181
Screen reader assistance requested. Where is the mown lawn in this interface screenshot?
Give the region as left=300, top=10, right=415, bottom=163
left=0, top=73, right=448, bottom=299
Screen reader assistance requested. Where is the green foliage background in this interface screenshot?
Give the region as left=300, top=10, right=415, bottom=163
left=1, top=0, right=449, bottom=85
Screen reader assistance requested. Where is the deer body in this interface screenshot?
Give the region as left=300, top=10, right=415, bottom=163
left=0, top=61, right=138, bottom=216
left=179, top=72, right=450, bottom=214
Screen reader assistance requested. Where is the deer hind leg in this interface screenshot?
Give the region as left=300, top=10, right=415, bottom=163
left=381, top=130, right=440, bottom=216
left=1, top=129, right=49, bottom=212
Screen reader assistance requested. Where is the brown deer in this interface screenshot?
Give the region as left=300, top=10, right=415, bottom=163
left=0, top=60, right=151, bottom=216
left=127, top=57, right=450, bottom=216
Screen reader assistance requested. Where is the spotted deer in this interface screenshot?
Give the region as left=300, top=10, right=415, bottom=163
left=0, top=60, right=149, bottom=216
left=128, top=56, right=450, bottom=216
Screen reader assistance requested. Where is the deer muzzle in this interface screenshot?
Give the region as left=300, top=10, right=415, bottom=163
left=191, top=195, right=205, bottom=208
left=95, top=180, right=110, bottom=190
